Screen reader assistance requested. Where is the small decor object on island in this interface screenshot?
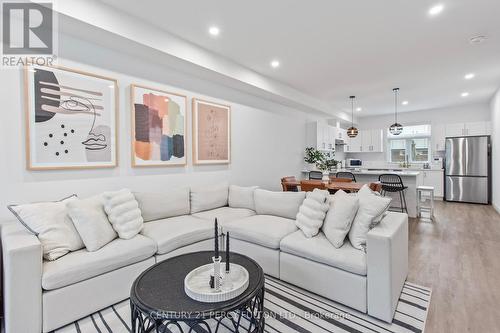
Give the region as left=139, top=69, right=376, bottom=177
left=24, top=64, right=118, bottom=170
left=131, top=84, right=187, bottom=167
left=389, top=88, right=403, bottom=135
left=192, top=98, right=231, bottom=165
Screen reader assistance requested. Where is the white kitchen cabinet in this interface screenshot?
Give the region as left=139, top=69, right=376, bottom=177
left=345, top=129, right=384, bottom=153
left=306, top=122, right=335, bottom=151
left=422, top=170, right=444, bottom=197
left=432, top=124, right=446, bottom=151
left=445, top=121, right=491, bottom=137
left=336, top=127, right=347, bottom=141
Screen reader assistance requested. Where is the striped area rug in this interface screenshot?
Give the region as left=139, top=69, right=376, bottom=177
left=54, top=276, right=431, bottom=333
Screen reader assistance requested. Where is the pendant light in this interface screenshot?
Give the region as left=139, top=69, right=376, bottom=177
left=347, top=96, right=359, bottom=138
left=389, top=88, right=403, bottom=135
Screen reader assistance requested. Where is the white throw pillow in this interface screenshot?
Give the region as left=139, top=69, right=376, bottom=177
left=295, top=189, right=330, bottom=238
left=228, top=185, right=258, bottom=210
left=134, top=187, right=190, bottom=222
left=323, top=190, right=359, bottom=248
left=67, top=194, right=117, bottom=251
left=190, top=183, right=229, bottom=213
left=7, top=195, right=84, bottom=261
left=254, top=189, right=306, bottom=219
left=103, top=189, right=143, bottom=239
left=348, top=185, right=392, bottom=250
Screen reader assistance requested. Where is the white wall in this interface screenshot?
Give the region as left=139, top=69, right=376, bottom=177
left=345, top=103, right=491, bottom=166
left=0, top=33, right=314, bottom=221
left=491, top=89, right=500, bottom=213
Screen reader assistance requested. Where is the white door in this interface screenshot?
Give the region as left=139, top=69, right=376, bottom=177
left=445, top=123, right=465, bottom=137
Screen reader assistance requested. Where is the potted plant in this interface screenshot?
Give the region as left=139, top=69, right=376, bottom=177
left=316, top=155, right=339, bottom=180
left=304, top=147, right=323, bottom=171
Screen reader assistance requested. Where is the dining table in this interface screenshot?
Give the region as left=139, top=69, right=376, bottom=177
left=282, top=180, right=379, bottom=193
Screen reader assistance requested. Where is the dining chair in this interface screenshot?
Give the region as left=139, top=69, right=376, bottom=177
left=378, top=174, right=408, bottom=213
left=335, top=171, right=357, bottom=182
left=281, top=176, right=299, bottom=192
left=309, top=170, right=323, bottom=180
left=328, top=176, right=352, bottom=183
left=369, top=182, right=383, bottom=193
left=300, top=180, right=326, bottom=192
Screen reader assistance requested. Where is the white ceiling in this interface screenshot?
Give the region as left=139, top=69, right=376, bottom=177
left=99, top=0, right=500, bottom=117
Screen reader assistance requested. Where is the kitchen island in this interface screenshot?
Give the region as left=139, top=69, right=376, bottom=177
left=341, top=169, right=422, bottom=218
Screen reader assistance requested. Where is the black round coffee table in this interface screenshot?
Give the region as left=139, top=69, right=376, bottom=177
left=130, top=251, right=265, bottom=333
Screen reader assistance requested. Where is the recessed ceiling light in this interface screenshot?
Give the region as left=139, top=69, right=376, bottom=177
left=270, top=60, right=280, bottom=68
left=461, top=92, right=469, bottom=97
left=464, top=73, right=475, bottom=80
left=208, top=26, right=220, bottom=36
left=429, top=4, right=444, bottom=16
left=402, top=101, right=409, bottom=105
left=356, top=107, right=362, bottom=112
left=469, top=35, right=488, bottom=45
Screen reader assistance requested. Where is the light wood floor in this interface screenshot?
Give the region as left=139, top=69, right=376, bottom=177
left=408, top=201, right=500, bottom=333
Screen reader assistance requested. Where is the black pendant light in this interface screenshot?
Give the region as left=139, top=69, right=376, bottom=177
left=347, top=96, right=359, bottom=138
left=389, top=88, right=403, bottom=135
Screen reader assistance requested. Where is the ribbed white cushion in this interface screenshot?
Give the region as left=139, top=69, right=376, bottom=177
left=349, top=185, right=392, bottom=250
left=295, top=189, right=330, bottom=238
left=7, top=195, right=84, bottom=261
left=323, top=190, right=359, bottom=248
left=103, top=189, right=143, bottom=239
left=134, top=188, right=190, bottom=222
left=66, top=194, right=117, bottom=251
left=190, top=183, right=229, bottom=213
left=228, top=185, right=258, bottom=210
left=254, top=189, right=305, bottom=219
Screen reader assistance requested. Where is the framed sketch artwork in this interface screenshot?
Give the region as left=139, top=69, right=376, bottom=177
left=24, top=64, right=118, bottom=170
left=131, top=84, right=187, bottom=167
left=192, top=98, right=231, bottom=165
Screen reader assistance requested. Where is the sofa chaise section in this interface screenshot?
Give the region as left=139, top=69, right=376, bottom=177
left=279, top=211, right=408, bottom=322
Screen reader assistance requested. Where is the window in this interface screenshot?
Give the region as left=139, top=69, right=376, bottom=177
left=390, top=139, right=406, bottom=163
left=388, top=125, right=431, bottom=164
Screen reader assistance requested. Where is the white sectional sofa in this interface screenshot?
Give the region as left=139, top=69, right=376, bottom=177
left=1, top=184, right=408, bottom=332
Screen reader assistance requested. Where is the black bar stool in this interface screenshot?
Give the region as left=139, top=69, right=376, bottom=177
left=309, top=171, right=323, bottom=180
left=378, top=174, right=408, bottom=214
left=335, top=171, right=357, bottom=182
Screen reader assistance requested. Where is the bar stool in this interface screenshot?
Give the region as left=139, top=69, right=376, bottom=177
left=378, top=174, right=408, bottom=214
left=416, top=186, right=435, bottom=220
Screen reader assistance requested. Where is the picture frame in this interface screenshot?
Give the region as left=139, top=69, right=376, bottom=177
left=192, top=98, right=231, bottom=165
left=130, top=84, right=187, bottom=167
left=24, top=63, right=118, bottom=170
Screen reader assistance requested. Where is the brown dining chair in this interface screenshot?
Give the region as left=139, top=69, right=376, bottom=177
left=281, top=176, right=299, bottom=192
left=328, top=176, right=353, bottom=183
left=300, top=180, right=326, bottom=192
left=369, top=182, right=383, bottom=193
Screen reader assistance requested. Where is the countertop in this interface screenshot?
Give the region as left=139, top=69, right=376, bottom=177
left=340, top=169, right=421, bottom=176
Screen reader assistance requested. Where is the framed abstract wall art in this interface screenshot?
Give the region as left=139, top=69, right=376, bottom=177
left=192, top=98, right=231, bottom=165
left=24, top=64, right=118, bottom=170
left=131, top=84, right=187, bottom=167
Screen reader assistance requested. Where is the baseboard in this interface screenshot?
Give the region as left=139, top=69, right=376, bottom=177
left=493, top=202, right=500, bottom=215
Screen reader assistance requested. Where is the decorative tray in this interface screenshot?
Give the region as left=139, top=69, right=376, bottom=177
left=184, top=263, right=249, bottom=303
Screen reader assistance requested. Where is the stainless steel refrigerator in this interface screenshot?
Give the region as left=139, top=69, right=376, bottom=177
left=445, top=136, right=491, bottom=204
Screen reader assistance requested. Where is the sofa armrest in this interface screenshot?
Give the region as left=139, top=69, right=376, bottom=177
left=1, top=221, right=43, bottom=333
left=366, top=212, right=408, bottom=322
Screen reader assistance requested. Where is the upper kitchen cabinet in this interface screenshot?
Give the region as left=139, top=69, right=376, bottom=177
left=445, top=121, right=491, bottom=137
left=432, top=123, right=446, bottom=151
left=346, top=129, right=384, bottom=153
left=306, top=121, right=335, bottom=151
